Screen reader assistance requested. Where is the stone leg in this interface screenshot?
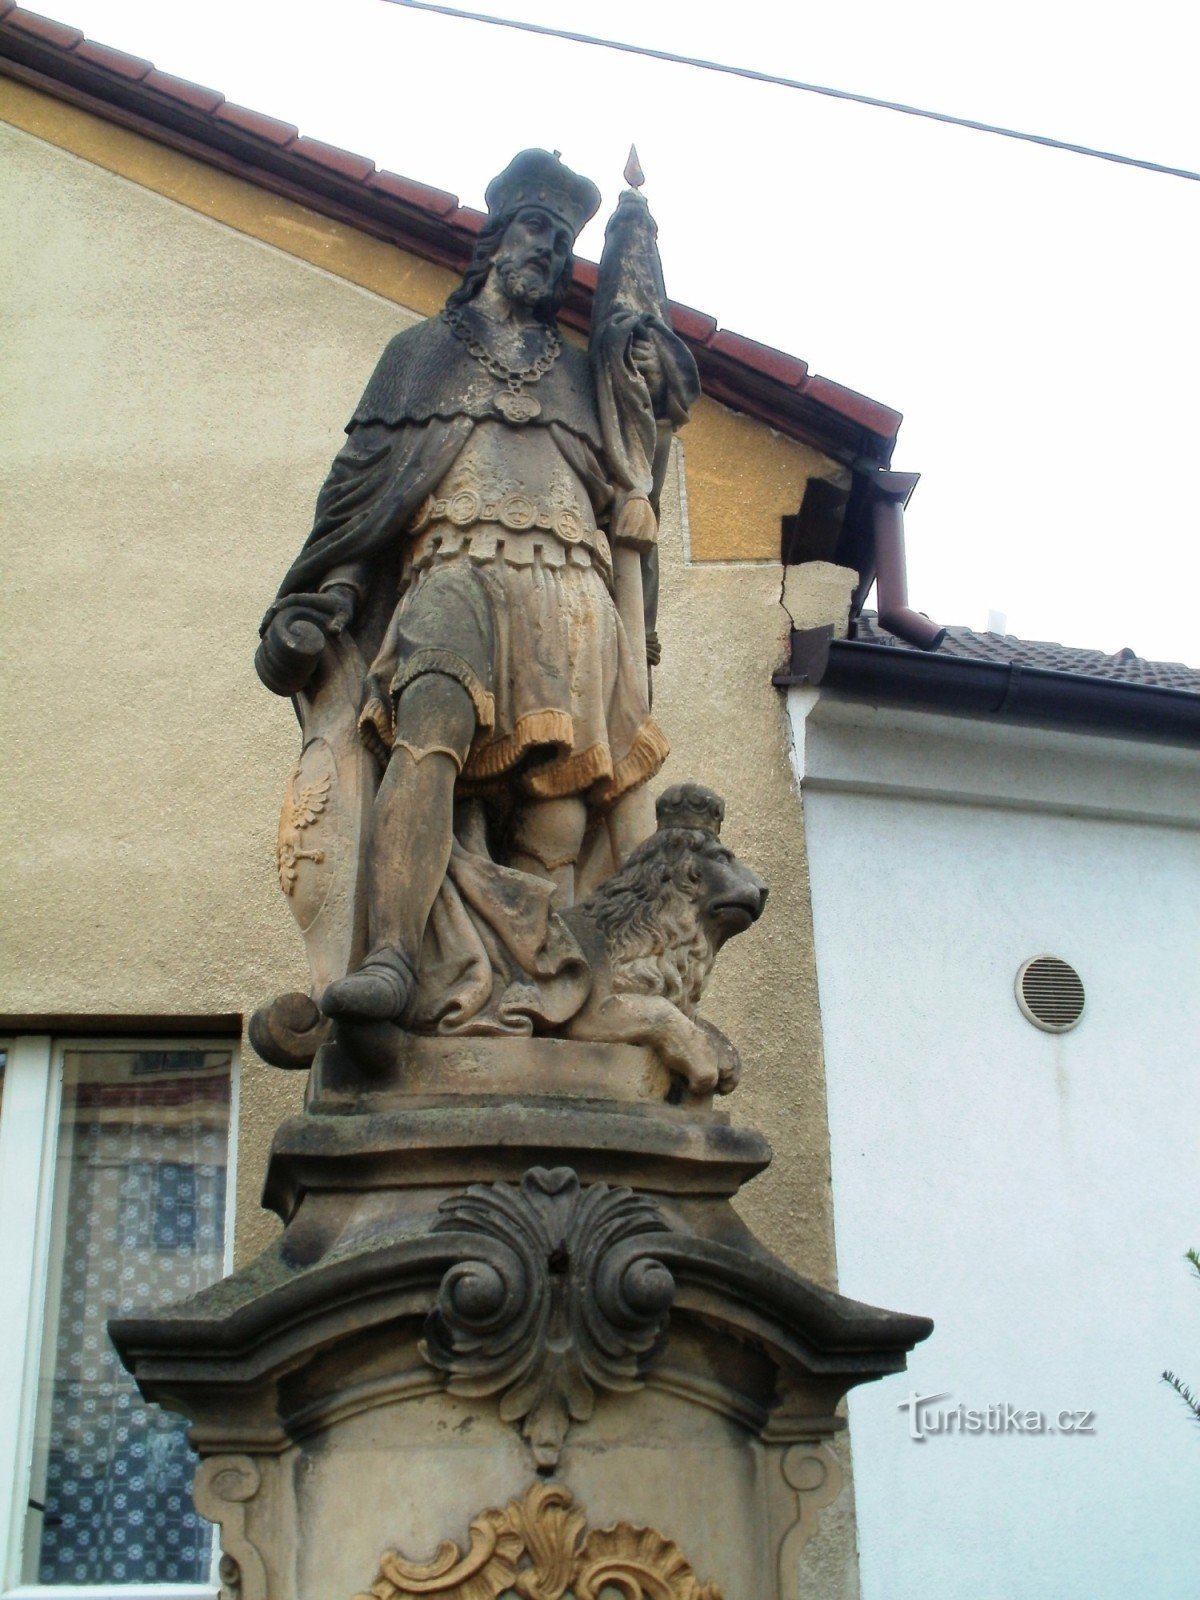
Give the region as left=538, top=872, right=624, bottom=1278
left=321, top=674, right=475, bottom=1021
left=605, top=782, right=657, bottom=867
left=509, top=795, right=588, bottom=906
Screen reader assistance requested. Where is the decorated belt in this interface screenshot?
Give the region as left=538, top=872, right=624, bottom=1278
left=409, top=490, right=593, bottom=547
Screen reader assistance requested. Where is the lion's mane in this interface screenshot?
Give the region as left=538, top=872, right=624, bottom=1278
left=579, top=828, right=722, bottom=1019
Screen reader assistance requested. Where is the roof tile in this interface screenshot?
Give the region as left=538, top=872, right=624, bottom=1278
left=212, top=100, right=299, bottom=146
left=667, top=301, right=718, bottom=344
left=854, top=613, right=1200, bottom=690
left=6, top=7, right=81, bottom=47
left=368, top=169, right=458, bottom=217
left=290, top=135, right=374, bottom=182
left=447, top=206, right=486, bottom=236
left=800, top=376, right=902, bottom=439
left=73, top=37, right=152, bottom=79
left=571, top=258, right=598, bottom=292
left=708, top=329, right=808, bottom=388
left=143, top=68, right=223, bottom=115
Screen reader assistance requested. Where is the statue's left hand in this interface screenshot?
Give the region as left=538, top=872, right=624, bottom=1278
left=630, top=333, right=665, bottom=407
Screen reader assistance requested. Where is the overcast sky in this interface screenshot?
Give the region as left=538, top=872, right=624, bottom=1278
left=47, top=0, right=1200, bottom=661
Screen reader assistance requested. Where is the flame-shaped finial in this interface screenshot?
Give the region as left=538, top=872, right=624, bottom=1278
left=624, top=144, right=645, bottom=189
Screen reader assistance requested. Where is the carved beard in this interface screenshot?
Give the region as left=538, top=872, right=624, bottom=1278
left=495, top=252, right=554, bottom=309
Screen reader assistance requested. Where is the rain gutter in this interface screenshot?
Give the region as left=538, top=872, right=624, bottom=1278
left=775, top=626, right=1200, bottom=746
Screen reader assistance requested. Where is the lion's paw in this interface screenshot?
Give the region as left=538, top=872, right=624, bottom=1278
left=695, top=1018, right=742, bottom=1096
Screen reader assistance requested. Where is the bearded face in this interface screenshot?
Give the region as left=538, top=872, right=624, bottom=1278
left=492, top=206, right=573, bottom=310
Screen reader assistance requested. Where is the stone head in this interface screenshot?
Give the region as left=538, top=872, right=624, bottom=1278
left=491, top=205, right=575, bottom=310
left=446, top=148, right=601, bottom=323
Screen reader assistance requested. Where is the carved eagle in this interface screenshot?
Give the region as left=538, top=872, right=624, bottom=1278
left=276, top=770, right=332, bottom=893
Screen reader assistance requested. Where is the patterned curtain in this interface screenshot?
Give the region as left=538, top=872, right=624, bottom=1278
left=30, top=1048, right=232, bottom=1586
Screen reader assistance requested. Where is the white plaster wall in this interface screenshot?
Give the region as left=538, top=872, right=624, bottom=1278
left=790, top=692, right=1200, bottom=1598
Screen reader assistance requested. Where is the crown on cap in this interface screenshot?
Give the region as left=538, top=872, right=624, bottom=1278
left=485, top=149, right=601, bottom=241
left=655, top=783, right=726, bottom=837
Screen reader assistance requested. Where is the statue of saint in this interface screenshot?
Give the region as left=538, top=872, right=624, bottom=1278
left=256, top=149, right=699, bottom=1043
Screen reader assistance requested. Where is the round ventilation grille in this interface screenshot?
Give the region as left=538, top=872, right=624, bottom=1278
left=1015, top=955, right=1085, bottom=1033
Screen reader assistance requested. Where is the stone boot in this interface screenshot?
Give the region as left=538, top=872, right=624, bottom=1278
left=320, top=946, right=416, bottom=1024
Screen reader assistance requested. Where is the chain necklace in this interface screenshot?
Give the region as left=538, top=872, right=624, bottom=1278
left=443, top=304, right=562, bottom=425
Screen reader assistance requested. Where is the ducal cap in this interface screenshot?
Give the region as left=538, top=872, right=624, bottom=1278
left=485, top=149, right=601, bottom=240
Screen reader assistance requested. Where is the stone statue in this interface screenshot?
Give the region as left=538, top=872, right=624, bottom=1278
left=115, top=149, right=935, bottom=1600
left=252, top=149, right=704, bottom=1063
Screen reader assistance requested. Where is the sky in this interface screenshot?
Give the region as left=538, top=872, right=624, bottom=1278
left=41, top=0, right=1200, bottom=662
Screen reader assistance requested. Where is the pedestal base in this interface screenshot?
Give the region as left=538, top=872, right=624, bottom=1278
left=113, top=1053, right=931, bottom=1599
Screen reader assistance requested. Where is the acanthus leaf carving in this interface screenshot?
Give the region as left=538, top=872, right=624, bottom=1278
left=353, top=1482, right=722, bottom=1600
left=420, top=1167, right=674, bottom=1467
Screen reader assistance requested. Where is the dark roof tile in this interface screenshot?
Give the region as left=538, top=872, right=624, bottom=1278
left=853, top=613, right=1200, bottom=692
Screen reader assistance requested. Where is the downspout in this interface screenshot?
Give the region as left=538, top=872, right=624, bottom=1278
left=868, top=469, right=946, bottom=651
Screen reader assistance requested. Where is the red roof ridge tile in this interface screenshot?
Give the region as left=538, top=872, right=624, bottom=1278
left=367, top=168, right=458, bottom=218
left=289, top=133, right=375, bottom=183
left=72, top=35, right=150, bottom=79
left=0, top=2, right=903, bottom=461
left=142, top=68, right=223, bottom=116
left=6, top=5, right=79, bottom=47
left=213, top=100, right=297, bottom=147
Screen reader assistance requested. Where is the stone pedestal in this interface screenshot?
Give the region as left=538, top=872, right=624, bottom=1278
left=113, top=1039, right=930, bottom=1597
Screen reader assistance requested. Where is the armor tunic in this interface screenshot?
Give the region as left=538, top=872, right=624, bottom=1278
left=268, top=315, right=681, bottom=810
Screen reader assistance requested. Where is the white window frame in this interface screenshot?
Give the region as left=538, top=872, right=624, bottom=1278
left=0, top=1035, right=240, bottom=1600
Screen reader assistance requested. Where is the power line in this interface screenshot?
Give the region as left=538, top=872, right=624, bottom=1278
left=383, top=0, right=1200, bottom=185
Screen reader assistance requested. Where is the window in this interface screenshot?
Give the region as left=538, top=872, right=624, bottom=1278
left=0, top=1037, right=237, bottom=1599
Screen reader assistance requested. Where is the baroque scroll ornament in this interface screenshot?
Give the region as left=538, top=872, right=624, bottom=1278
left=420, top=1168, right=674, bottom=1467
left=352, top=1481, right=723, bottom=1600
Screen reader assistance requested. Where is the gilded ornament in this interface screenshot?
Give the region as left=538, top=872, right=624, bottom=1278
left=352, top=1482, right=722, bottom=1600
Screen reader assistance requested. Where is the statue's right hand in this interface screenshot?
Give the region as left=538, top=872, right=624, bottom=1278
left=255, top=590, right=354, bottom=697
left=269, top=585, right=357, bottom=636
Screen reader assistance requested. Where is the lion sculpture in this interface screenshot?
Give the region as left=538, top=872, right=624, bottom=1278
left=252, top=782, right=767, bottom=1094
left=563, top=784, right=768, bottom=1096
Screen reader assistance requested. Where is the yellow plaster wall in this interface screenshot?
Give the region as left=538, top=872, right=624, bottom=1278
left=683, top=398, right=848, bottom=562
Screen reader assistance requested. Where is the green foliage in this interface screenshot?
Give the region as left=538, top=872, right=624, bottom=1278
left=1163, top=1250, right=1200, bottom=1425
